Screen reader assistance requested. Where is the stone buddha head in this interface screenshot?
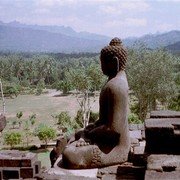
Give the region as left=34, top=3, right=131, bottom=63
left=100, top=37, right=127, bottom=77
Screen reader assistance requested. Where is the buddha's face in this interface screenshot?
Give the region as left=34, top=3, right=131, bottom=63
left=100, top=56, right=118, bottom=77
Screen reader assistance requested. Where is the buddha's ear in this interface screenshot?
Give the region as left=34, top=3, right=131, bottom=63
left=112, top=56, right=119, bottom=72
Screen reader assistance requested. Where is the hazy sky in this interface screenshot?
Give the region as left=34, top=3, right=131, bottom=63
left=0, top=0, right=179, bottom=38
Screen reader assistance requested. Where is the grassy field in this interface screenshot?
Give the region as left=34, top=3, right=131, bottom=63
left=3, top=89, right=99, bottom=126
left=0, top=89, right=99, bottom=168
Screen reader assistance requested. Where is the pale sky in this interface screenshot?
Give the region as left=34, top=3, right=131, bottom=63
left=0, top=0, right=179, bottom=38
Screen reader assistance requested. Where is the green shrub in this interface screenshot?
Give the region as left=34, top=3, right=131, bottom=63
left=4, top=132, right=22, bottom=149
left=168, top=94, right=180, bottom=111
left=128, top=113, right=142, bottom=124
left=74, top=110, right=83, bottom=128
left=34, top=124, right=56, bottom=148
left=54, top=111, right=79, bottom=134
left=56, top=111, right=71, bottom=126
left=4, top=85, right=20, bottom=98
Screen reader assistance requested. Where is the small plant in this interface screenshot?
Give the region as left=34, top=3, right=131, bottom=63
left=29, top=113, right=36, bottom=126
left=53, top=111, right=79, bottom=134
left=4, top=132, right=22, bottom=149
left=16, top=111, right=23, bottom=128
left=128, top=113, right=142, bottom=124
left=34, top=124, right=56, bottom=148
left=74, top=110, right=83, bottom=128
left=11, top=120, right=17, bottom=129
left=36, top=79, right=45, bottom=95
left=56, top=111, right=71, bottom=126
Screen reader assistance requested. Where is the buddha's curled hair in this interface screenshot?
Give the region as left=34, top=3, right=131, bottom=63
left=100, top=37, right=127, bottom=70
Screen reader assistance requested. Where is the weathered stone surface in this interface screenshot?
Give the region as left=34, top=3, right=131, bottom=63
left=130, top=137, right=139, bottom=147
left=0, top=150, right=41, bottom=179
left=145, top=118, right=180, bottom=154
left=130, top=130, right=142, bottom=140
left=20, top=167, right=34, bottom=179
left=145, top=170, right=180, bottom=180
left=101, top=174, right=117, bottom=180
left=129, top=124, right=144, bottom=131
left=147, top=154, right=180, bottom=172
left=39, top=156, right=98, bottom=180
left=0, top=114, right=6, bottom=132
left=150, top=110, right=180, bottom=118
left=98, top=163, right=145, bottom=180
left=1, top=167, right=20, bottom=179
left=0, top=150, right=37, bottom=167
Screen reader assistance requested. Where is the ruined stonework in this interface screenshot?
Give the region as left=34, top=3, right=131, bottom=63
left=0, top=150, right=41, bottom=179
left=145, top=155, right=180, bottom=180
left=145, top=118, right=180, bottom=154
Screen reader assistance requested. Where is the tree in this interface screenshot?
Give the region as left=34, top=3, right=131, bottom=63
left=36, top=79, right=45, bottom=95
left=56, top=80, right=72, bottom=94
left=53, top=111, right=79, bottom=134
left=67, top=62, right=105, bottom=128
left=35, top=124, right=56, bottom=148
left=22, top=113, right=36, bottom=147
left=4, top=132, right=22, bottom=149
left=16, top=111, right=23, bottom=128
left=127, top=44, right=176, bottom=120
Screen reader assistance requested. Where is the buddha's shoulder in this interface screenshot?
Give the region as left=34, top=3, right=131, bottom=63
left=105, top=78, right=128, bottom=94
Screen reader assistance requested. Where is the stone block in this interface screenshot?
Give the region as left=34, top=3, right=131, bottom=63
left=145, top=170, right=180, bottom=180
left=130, top=130, right=142, bottom=140
left=147, top=154, right=180, bottom=172
left=101, top=174, right=117, bottom=180
left=129, top=124, right=138, bottom=131
left=33, top=160, right=41, bottom=175
left=20, top=167, right=34, bottom=179
left=145, top=118, right=180, bottom=154
left=0, top=150, right=37, bottom=167
left=150, top=110, right=180, bottom=118
left=1, top=167, right=20, bottom=179
left=98, top=163, right=145, bottom=180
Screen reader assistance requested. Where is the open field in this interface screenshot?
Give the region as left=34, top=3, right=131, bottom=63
left=0, top=90, right=99, bottom=168
left=3, top=89, right=99, bottom=126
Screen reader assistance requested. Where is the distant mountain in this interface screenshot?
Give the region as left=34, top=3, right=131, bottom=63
left=124, top=30, right=180, bottom=49
left=165, top=41, right=180, bottom=55
left=0, top=23, right=110, bottom=53
left=0, top=21, right=180, bottom=53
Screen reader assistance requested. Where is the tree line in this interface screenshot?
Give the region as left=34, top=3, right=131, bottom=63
left=0, top=45, right=179, bottom=124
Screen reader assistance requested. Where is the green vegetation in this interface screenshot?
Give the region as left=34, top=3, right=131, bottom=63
left=0, top=47, right=179, bottom=172
left=34, top=124, right=56, bottom=148
left=128, top=113, right=142, bottom=124
left=4, top=132, right=22, bottom=149
left=127, top=44, right=178, bottom=120
left=0, top=46, right=179, bottom=142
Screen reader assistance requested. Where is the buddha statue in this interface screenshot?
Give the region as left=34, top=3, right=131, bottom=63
left=61, top=38, right=130, bottom=169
